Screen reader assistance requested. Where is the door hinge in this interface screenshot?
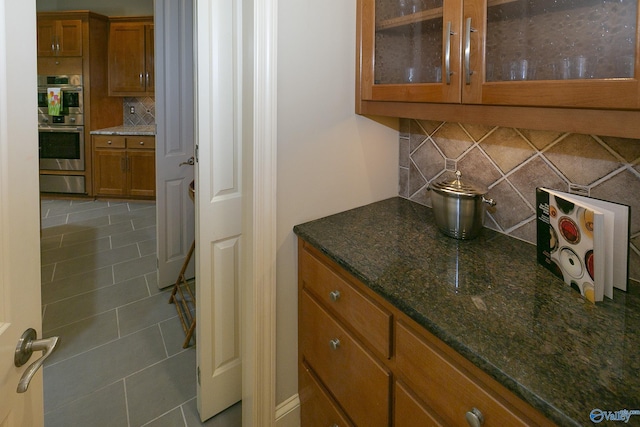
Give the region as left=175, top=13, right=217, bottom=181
left=197, top=366, right=201, bottom=385
left=195, top=144, right=199, bottom=163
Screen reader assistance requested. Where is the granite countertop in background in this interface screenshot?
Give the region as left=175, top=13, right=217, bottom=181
left=90, top=125, right=156, bottom=136
left=293, top=197, right=640, bottom=427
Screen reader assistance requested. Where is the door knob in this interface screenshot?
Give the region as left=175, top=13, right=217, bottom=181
left=180, top=156, right=195, bottom=166
left=14, top=328, right=59, bottom=393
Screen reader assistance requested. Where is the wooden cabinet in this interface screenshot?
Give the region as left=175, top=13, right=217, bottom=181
left=108, top=18, right=154, bottom=96
left=93, top=135, right=155, bottom=199
left=37, top=18, right=82, bottom=57
left=357, top=0, right=640, bottom=138
left=298, top=238, right=554, bottom=426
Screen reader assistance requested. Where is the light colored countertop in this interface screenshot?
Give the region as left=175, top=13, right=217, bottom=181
left=90, top=125, right=156, bottom=136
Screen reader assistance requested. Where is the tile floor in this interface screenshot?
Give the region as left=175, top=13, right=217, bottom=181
left=40, top=198, right=241, bottom=427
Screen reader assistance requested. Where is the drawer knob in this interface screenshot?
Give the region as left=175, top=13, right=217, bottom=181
left=329, top=290, right=341, bottom=301
left=139, top=141, right=145, bottom=145
left=465, top=408, right=484, bottom=427
left=107, top=140, right=112, bottom=144
left=329, top=338, right=340, bottom=350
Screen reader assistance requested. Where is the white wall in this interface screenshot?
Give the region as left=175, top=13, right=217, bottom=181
left=36, top=0, right=152, bottom=16
left=276, top=0, right=399, bottom=409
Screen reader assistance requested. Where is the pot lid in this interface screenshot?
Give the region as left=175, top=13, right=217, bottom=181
left=431, top=170, right=488, bottom=197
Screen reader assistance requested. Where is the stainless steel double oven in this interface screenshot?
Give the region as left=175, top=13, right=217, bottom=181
left=38, top=74, right=86, bottom=194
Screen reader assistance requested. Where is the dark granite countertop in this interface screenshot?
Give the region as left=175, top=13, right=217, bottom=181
left=293, top=197, right=640, bottom=427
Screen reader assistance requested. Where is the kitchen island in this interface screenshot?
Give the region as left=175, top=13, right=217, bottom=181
left=294, top=197, right=640, bottom=426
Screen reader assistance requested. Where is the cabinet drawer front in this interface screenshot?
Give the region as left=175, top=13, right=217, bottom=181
left=93, top=135, right=126, bottom=149
left=300, top=362, right=353, bottom=427
left=396, top=321, right=532, bottom=427
left=126, top=136, right=155, bottom=149
left=395, top=381, right=445, bottom=427
left=300, top=245, right=391, bottom=358
left=300, top=291, right=390, bottom=427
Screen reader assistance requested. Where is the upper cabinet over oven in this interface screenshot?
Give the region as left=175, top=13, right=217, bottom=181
left=358, top=0, right=640, bottom=111
left=37, top=18, right=83, bottom=57
left=108, top=17, right=155, bottom=97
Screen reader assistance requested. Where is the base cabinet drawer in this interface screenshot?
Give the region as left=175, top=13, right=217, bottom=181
left=299, top=245, right=391, bottom=359
left=300, top=290, right=390, bottom=427
left=394, top=381, right=446, bottom=427
left=396, top=320, right=548, bottom=427
left=299, top=362, right=353, bottom=427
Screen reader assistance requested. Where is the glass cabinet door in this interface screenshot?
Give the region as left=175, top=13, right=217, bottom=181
left=362, top=0, right=463, bottom=103
left=471, top=0, right=640, bottom=108
left=485, top=0, right=636, bottom=82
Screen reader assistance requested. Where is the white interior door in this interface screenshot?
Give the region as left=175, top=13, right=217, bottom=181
left=154, top=0, right=196, bottom=288
left=194, top=0, right=243, bottom=421
left=0, top=1, right=46, bottom=424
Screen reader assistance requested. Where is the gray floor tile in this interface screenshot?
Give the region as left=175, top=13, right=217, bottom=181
left=41, top=216, right=111, bottom=239
left=118, top=291, right=179, bottom=337
left=44, top=381, right=128, bottom=427
left=40, top=214, right=69, bottom=229
left=146, top=271, right=161, bottom=294
left=41, top=266, right=115, bottom=305
left=111, top=226, right=156, bottom=248
left=60, top=220, right=133, bottom=247
left=41, top=235, right=62, bottom=251
left=40, top=236, right=111, bottom=266
left=133, top=213, right=157, bottom=229
left=126, top=348, right=196, bottom=426
left=139, top=238, right=157, bottom=256
left=160, top=316, right=193, bottom=356
left=44, top=310, right=119, bottom=366
left=41, top=263, right=55, bottom=284
left=113, top=253, right=157, bottom=283
left=43, top=276, right=149, bottom=332
left=143, top=408, right=187, bottom=427
left=43, top=325, right=167, bottom=412
left=46, top=200, right=111, bottom=217
left=67, top=203, right=131, bottom=223
left=52, top=243, right=140, bottom=281
left=183, top=399, right=242, bottom=427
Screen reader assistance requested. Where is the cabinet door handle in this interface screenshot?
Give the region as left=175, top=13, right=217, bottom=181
left=465, top=407, right=484, bottom=427
left=445, top=21, right=454, bottom=85
left=140, top=73, right=144, bottom=87
left=329, top=290, right=341, bottom=301
left=464, top=17, right=477, bottom=85
left=329, top=338, right=340, bottom=350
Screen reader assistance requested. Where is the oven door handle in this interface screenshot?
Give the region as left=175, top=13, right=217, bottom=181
left=38, top=126, right=84, bottom=133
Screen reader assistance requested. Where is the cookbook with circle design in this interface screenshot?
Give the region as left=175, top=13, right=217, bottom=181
left=536, top=188, right=630, bottom=303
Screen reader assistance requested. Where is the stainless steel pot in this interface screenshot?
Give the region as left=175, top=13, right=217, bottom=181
left=429, top=171, right=496, bottom=240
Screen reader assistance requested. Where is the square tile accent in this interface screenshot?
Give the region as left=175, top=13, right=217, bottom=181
left=399, top=119, right=640, bottom=285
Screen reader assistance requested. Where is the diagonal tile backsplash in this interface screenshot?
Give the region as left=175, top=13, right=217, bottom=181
left=398, top=119, right=640, bottom=285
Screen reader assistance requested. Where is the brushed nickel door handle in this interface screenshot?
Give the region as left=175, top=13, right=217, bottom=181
left=14, top=328, right=59, bottom=393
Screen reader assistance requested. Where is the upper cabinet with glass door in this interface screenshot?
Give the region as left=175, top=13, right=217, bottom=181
left=358, top=0, right=640, bottom=109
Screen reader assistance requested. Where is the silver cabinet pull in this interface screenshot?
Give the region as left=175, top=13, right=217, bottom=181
left=445, top=21, right=454, bottom=85
left=329, top=338, right=341, bottom=350
left=464, top=17, right=476, bottom=85
left=329, top=290, right=341, bottom=301
left=140, top=73, right=144, bottom=86
left=107, top=140, right=112, bottom=145
left=139, top=140, right=145, bottom=145
left=14, top=328, right=59, bottom=393
left=465, top=407, right=484, bottom=427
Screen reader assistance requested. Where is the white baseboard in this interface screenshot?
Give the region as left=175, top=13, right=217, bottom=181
left=275, top=394, right=300, bottom=427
